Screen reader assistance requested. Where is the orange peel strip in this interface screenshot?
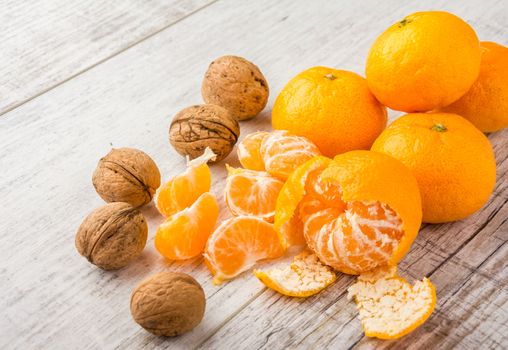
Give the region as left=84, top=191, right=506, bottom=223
left=254, top=250, right=336, bottom=297
left=347, top=266, right=436, bottom=339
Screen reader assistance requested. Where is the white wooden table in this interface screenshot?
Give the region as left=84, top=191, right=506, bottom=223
left=1, top=1, right=507, bottom=349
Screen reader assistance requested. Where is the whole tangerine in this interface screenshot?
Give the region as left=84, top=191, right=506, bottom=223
left=371, top=113, right=496, bottom=223
left=440, top=41, right=508, bottom=133
left=272, top=67, right=387, bottom=157
left=366, top=11, right=481, bottom=112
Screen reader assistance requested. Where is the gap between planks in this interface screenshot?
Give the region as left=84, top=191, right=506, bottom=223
left=0, top=0, right=219, bottom=119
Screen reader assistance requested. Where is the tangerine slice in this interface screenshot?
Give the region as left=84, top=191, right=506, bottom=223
left=204, top=216, right=285, bottom=284
left=260, top=130, right=321, bottom=180
left=155, top=192, right=219, bottom=260
left=254, top=250, right=336, bottom=297
left=156, top=147, right=216, bottom=217
left=347, top=266, right=436, bottom=339
left=237, top=131, right=270, bottom=171
left=224, top=166, right=284, bottom=222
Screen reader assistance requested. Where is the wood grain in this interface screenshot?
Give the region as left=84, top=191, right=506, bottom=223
left=0, top=0, right=507, bottom=349
left=0, top=0, right=214, bottom=116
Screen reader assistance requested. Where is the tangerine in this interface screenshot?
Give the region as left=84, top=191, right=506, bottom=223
left=260, top=130, right=321, bottom=179
left=272, top=67, right=387, bottom=157
left=275, top=151, right=422, bottom=274
left=371, top=112, right=496, bottom=223
left=366, top=11, right=481, bottom=112
left=440, top=41, right=508, bottom=132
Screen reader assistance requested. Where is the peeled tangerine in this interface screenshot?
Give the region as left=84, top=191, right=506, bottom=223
left=274, top=151, right=422, bottom=275
left=237, top=131, right=269, bottom=171
left=254, top=250, right=336, bottom=297
left=156, top=147, right=216, bottom=217
left=347, top=266, right=436, bottom=339
left=237, top=130, right=321, bottom=180
left=155, top=192, right=219, bottom=260
left=204, top=216, right=285, bottom=284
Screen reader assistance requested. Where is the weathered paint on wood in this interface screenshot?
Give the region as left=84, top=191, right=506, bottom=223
left=0, top=0, right=214, bottom=115
left=0, top=0, right=506, bottom=349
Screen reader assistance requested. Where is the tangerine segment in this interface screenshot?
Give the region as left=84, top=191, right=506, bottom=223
left=274, top=156, right=332, bottom=248
left=347, top=266, right=436, bottom=340
left=204, top=216, right=285, bottom=284
left=260, top=130, right=321, bottom=180
left=237, top=131, right=270, bottom=171
left=156, top=147, right=216, bottom=217
left=155, top=192, right=219, bottom=260
left=224, top=166, right=284, bottom=222
left=254, top=250, right=336, bottom=297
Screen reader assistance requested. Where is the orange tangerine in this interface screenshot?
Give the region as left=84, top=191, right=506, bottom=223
left=366, top=11, right=481, bottom=112
left=224, top=166, right=284, bottom=222
left=156, top=147, right=216, bottom=217
left=204, top=216, right=285, bottom=284
left=440, top=41, right=508, bottom=132
left=155, top=192, right=219, bottom=260
left=275, top=151, right=422, bottom=274
left=272, top=67, right=387, bottom=157
left=260, top=130, right=321, bottom=180
left=372, top=113, right=496, bottom=223
left=237, top=131, right=270, bottom=171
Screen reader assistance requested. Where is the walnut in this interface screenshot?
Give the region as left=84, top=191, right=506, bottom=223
left=92, top=148, right=161, bottom=207
left=201, top=55, right=269, bottom=121
left=75, top=202, right=147, bottom=270
left=130, top=272, right=206, bottom=336
left=169, top=104, right=240, bottom=162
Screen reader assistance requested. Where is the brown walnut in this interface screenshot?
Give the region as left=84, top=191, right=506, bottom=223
left=169, top=104, right=240, bottom=162
left=201, top=55, right=269, bottom=121
left=130, top=272, right=205, bottom=337
left=92, top=148, right=161, bottom=207
left=75, top=202, right=147, bottom=270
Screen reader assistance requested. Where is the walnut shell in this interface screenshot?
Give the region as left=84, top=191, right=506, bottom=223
left=130, top=272, right=205, bottom=336
left=75, top=202, right=147, bottom=270
left=169, top=104, right=240, bottom=162
left=201, top=55, right=269, bottom=121
left=92, top=148, right=161, bottom=207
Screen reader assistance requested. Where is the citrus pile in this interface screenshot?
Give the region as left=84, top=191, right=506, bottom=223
left=149, top=9, right=506, bottom=342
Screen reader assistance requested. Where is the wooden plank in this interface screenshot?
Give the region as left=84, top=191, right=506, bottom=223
left=0, top=0, right=507, bottom=349
left=196, top=130, right=508, bottom=350
left=0, top=0, right=214, bottom=115
left=0, top=0, right=341, bottom=348
left=353, top=203, right=508, bottom=349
